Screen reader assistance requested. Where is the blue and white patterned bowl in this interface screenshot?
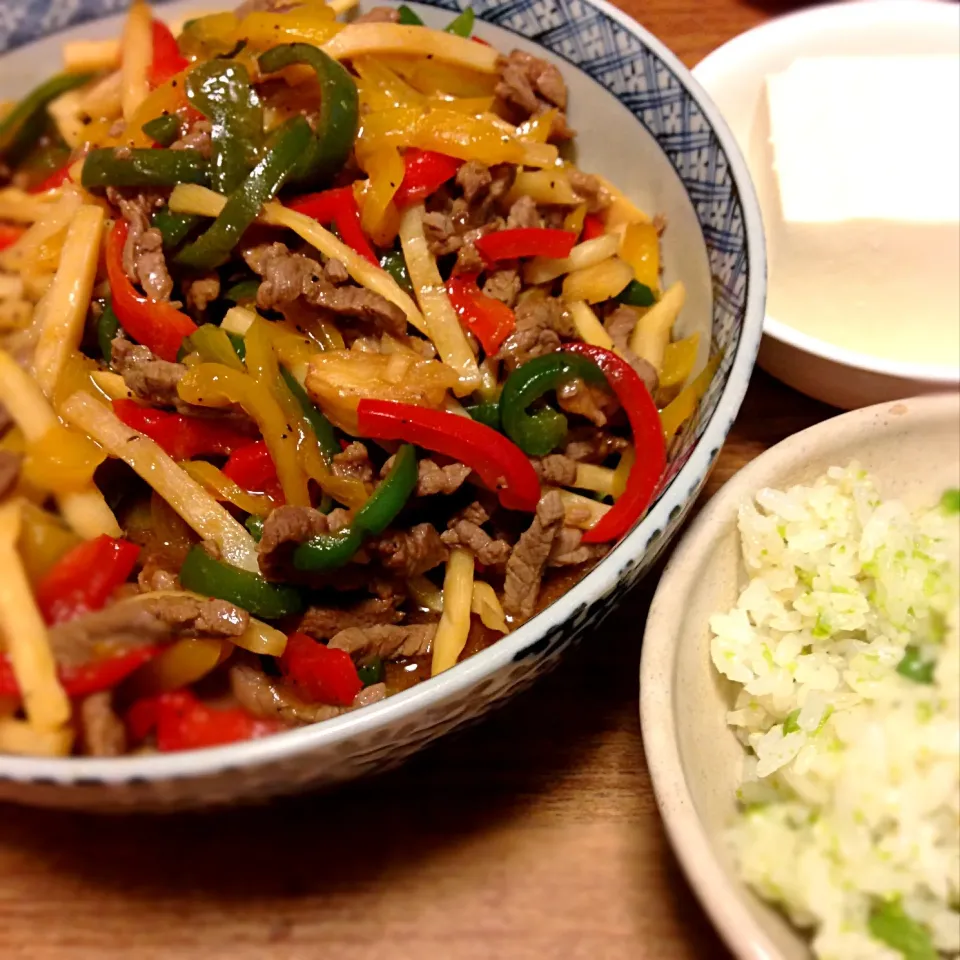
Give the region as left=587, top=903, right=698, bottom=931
left=0, top=0, right=765, bottom=810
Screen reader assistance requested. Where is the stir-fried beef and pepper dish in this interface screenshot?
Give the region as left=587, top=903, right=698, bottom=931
left=0, top=0, right=713, bottom=757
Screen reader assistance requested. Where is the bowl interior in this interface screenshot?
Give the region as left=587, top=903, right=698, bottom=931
left=643, top=393, right=960, bottom=960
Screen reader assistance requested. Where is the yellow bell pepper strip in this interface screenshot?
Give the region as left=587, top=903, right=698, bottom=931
left=258, top=44, right=359, bottom=190
left=177, top=362, right=311, bottom=507
left=356, top=145, right=404, bottom=245
left=180, top=8, right=342, bottom=58
left=659, top=352, right=721, bottom=442
left=619, top=221, right=660, bottom=291
left=180, top=461, right=275, bottom=517
left=659, top=332, right=700, bottom=390
left=122, top=637, right=229, bottom=700
left=562, top=257, right=634, bottom=304
left=629, top=280, right=686, bottom=371
left=17, top=503, right=81, bottom=586
left=176, top=116, right=313, bottom=271
left=562, top=343, right=666, bottom=544
left=431, top=546, right=474, bottom=675
left=22, top=425, right=106, bottom=495
left=178, top=323, right=247, bottom=371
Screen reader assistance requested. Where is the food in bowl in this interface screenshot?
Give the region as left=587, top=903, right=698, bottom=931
left=710, top=464, right=960, bottom=959
left=0, top=1, right=712, bottom=758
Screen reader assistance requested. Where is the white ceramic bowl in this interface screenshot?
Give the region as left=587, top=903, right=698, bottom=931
left=0, top=0, right=765, bottom=810
left=640, top=392, right=960, bottom=960
left=694, top=0, right=960, bottom=410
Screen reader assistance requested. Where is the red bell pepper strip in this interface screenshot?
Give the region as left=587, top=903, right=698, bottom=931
left=28, top=163, right=73, bottom=194
left=222, top=440, right=285, bottom=503
left=446, top=273, right=515, bottom=355
left=562, top=343, right=666, bottom=543
left=0, top=646, right=161, bottom=700
left=126, top=690, right=281, bottom=751
left=281, top=632, right=363, bottom=707
left=112, top=399, right=256, bottom=461
left=148, top=20, right=189, bottom=89
left=35, top=534, right=141, bottom=625
left=356, top=400, right=541, bottom=513
left=581, top=214, right=605, bottom=242
left=106, top=219, right=197, bottom=362
left=0, top=223, right=25, bottom=252
left=286, top=186, right=378, bottom=266
left=475, top=227, right=577, bottom=263
left=392, top=148, right=463, bottom=208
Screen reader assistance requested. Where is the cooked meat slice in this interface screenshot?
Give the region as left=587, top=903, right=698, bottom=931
left=230, top=661, right=385, bottom=726
left=557, top=377, right=616, bottom=427
left=107, top=189, right=173, bottom=302
left=423, top=210, right=462, bottom=256
left=548, top=526, right=609, bottom=567
left=454, top=242, right=485, bottom=275
left=567, top=168, right=611, bottom=213
left=0, top=450, right=21, bottom=499
left=495, top=50, right=573, bottom=141
left=482, top=267, right=521, bottom=306
left=496, top=324, right=561, bottom=370
left=328, top=624, right=436, bottom=660
left=503, top=490, right=565, bottom=620
left=369, top=523, right=448, bottom=577
left=604, top=305, right=660, bottom=394
left=516, top=295, right=574, bottom=337
left=137, top=564, right=179, bottom=593
left=531, top=454, right=578, bottom=486
left=495, top=295, right=572, bottom=369
left=564, top=428, right=629, bottom=464
left=297, top=595, right=403, bottom=641
left=111, top=336, right=186, bottom=407
left=456, top=161, right=492, bottom=203
left=355, top=5, right=400, bottom=22
left=326, top=507, right=352, bottom=533
left=324, top=258, right=349, bottom=284
left=48, top=596, right=244, bottom=668
left=453, top=500, right=491, bottom=526
left=506, top=195, right=541, bottom=229
left=182, top=272, right=220, bottom=315
left=258, top=505, right=329, bottom=578
left=441, top=520, right=511, bottom=567
left=170, top=119, right=213, bottom=158
left=79, top=692, right=127, bottom=757
left=244, top=242, right=405, bottom=335
left=332, top=441, right=374, bottom=483
left=378, top=456, right=471, bottom=496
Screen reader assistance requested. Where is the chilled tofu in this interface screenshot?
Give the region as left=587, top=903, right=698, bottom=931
left=760, top=55, right=960, bottom=367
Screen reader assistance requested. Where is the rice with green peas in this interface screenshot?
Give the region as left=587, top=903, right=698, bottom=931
left=711, top=464, right=959, bottom=959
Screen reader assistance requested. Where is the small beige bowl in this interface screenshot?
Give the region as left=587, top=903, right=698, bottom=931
left=639, top=393, right=960, bottom=960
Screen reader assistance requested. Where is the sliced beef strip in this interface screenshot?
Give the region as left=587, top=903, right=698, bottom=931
left=548, top=526, right=609, bottom=567
left=244, top=242, right=406, bottom=335
left=531, top=454, right=578, bottom=486
left=454, top=242, right=485, bottom=275
left=378, top=455, right=471, bottom=497
left=506, top=195, right=541, bottom=229
left=455, top=161, right=515, bottom=215
left=495, top=51, right=574, bottom=141
left=482, top=267, right=521, bottom=307
left=502, top=490, right=565, bottom=620
left=567, top=168, right=612, bottom=213
left=332, top=441, right=374, bottom=483
left=456, top=161, right=492, bottom=204
left=324, top=258, right=349, bottom=284
left=182, top=273, right=221, bottom=316
left=441, top=520, right=511, bottom=568
left=170, top=119, right=213, bottom=158
left=604, top=305, right=660, bottom=394
left=79, top=691, right=127, bottom=757
left=328, top=624, right=436, bottom=661
left=137, top=564, right=179, bottom=593
left=111, top=336, right=186, bottom=407
left=368, top=523, right=448, bottom=578
left=557, top=377, right=617, bottom=428
left=0, top=450, right=21, bottom=500
left=107, top=188, right=173, bottom=302
left=564, top=427, right=629, bottom=464
left=297, top=595, right=403, bottom=641
left=422, top=211, right=462, bottom=257
left=230, top=661, right=386, bottom=726
left=48, top=597, right=247, bottom=668
left=354, top=5, right=401, bottom=22
left=258, top=505, right=330, bottom=579
left=495, top=295, right=571, bottom=370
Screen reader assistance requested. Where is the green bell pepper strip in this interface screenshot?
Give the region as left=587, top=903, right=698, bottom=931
left=176, top=115, right=313, bottom=271
left=465, top=401, right=500, bottom=431
left=179, top=545, right=302, bottom=620
left=152, top=206, right=201, bottom=250
left=257, top=44, right=359, bottom=189
left=244, top=515, right=264, bottom=541
left=868, top=900, right=937, bottom=960
left=896, top=646, right=936, bottom=684
left=280, top=367, right=338, bottom=462
left=356, top=656, right=384, bottom=686
left=179, top=324, right=247, bottom=370
left=97, top=299, right=120, bottom=364
left=444, top=7, right=475, bottom=36
left=223, top=278, right=260, bottom=304
left=141, top=114, right=180, bottom=147
left=379, top=249, right=414, bottom=297
left=185, top=60, right=263, bottom=195
left=617, top=279, right=657, bottom=308
left=499, top=353, right=607, bottom=456
left=293, top=445, right=418, bottom=572
left=397, top=5, right=424, bottom=25
left=81, top=149, right=210, bottom=189
left=0, top=72, right=94, bottom=163
left=227, top=331, right=247, bottom=360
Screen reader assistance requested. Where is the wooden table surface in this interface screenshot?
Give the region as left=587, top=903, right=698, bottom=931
left=0, top=4, right=833, bottom=958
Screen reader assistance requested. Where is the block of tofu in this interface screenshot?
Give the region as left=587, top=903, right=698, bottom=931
left=762, top=55, right=960, bottom=368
